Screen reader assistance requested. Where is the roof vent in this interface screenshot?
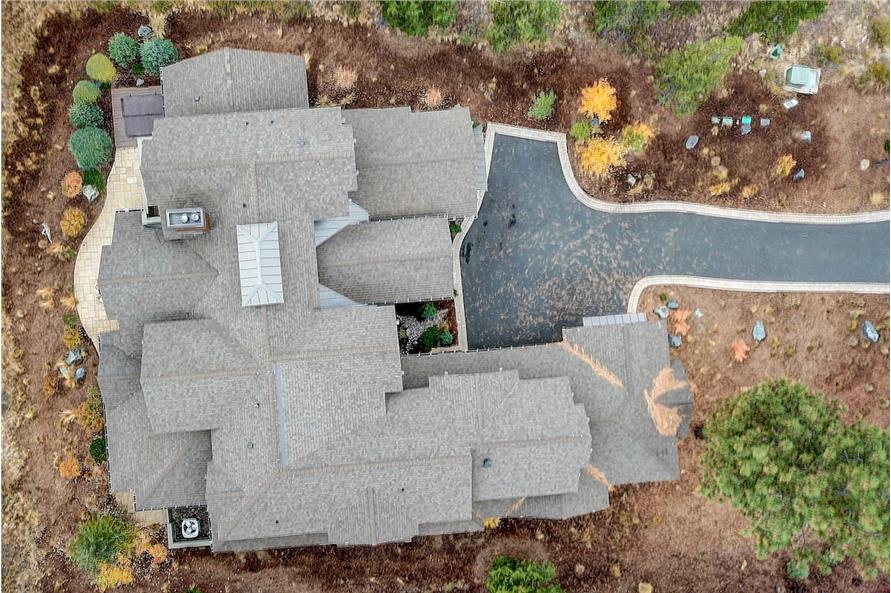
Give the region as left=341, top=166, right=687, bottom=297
left=482, top=457, right=493, bottom=469
left=296, top=137, right=307, bottom=147
left=193, top=95, right=200, bottom=102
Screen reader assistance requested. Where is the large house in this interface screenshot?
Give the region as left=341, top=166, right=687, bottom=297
left=98, top=48, right=692, bottom=552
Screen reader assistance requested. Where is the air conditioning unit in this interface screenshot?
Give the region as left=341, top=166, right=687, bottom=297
left=181, top=517, right=200, bottom=539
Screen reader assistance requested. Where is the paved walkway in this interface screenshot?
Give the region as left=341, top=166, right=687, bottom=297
left=460, top=128, right=890, bottom=349
left=74, top=146, right=144, bottom=349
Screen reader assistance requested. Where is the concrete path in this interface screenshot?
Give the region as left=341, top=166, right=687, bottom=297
left=460, top=127, right=890, bottom=349
left=74, top=146, right=144, bottom=349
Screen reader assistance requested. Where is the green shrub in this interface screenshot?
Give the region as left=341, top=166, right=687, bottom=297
left=727, top=0, right=826, bottom=42
left=591, top=0, right=669, bottom=36
left=859, top=60, right=890, bottom=90
left=884, top=138, right=889, bottom=154
left=420, top=326, right=441, bottom=351
left=108, top=33, right=140, bottom=68
left=486, top=556, right=564, bottom=593
left=82, top=168, right=107, bottom=193
left=68, top=103, right=104, bottom=129
left=63, top=312, right=79, bottom=327
left=869, top=16, right=890, bottom=48
left=527, top=90, right=557, bottom=120
left=380, top=0, right=457, bottom=36
left=668, top=0, right=701, bottom=18
left=89, top=437, right=108, bottom=463
left=449, top=220, right=462, bottom=236
left=68, top=128, right=113, bottom=170
left=569, top=120, right=592, bottom=143
left=655, top=35, right=743, bottom=116
left=69, top=514, right=135, bottom=576
left=816, top=43, right=844, bottom=66
left=421, top=302, right=437, bottom=320
left=440, top=330, right=453, bottom=346
left=487, top=0, right=563, bottom=53
left=86, top=53, right=117, bottom=84
left=701, top=380, right=889, bottom=580
left=72, top=80, right=100, bottom=104
left=140, top=38, right=179, bottom=76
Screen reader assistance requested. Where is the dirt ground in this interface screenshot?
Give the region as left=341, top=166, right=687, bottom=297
left=1, top=4, right=889, bottom=593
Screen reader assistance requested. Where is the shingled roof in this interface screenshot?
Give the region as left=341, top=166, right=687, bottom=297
left=97, top=48, right=690, bottom=553
left=161, top=48, right=309, bottom=117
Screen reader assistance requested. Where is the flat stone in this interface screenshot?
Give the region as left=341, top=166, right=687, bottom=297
left=136, top=78, right=145, bottom=87
left=666, top=298, right=680, bottom=310
left=137, top=24, right=154, bottom=39
left=860, top=159, right=870, bottom=171
left=752, top=320, right=766, bottom=342
left=627, top=174, right=637, bottom=187
left=668, top=334, right=682, bottom=348
left=65, top=349, right=83, bottom=365
left=41, top=222, right=52, bottom=243
left=693, top=308, right=703, bottom=319
left=799, top=130, right=811, bottom=143
left=783, top=98, right=799, bottom=110
left=654, top=305, right=670, bottom=319
left=75, top=367, right=87, bottom=381
left=861, top=320, right=880, bottom=343
left=83, top=185, right=100, bottom=202
left=710, top=116, right=720, bottom=125
left=685, top=135, right=699, bottom=150
left=864, top=383, right=875, bottom=393
left=760, top=117, right=770, bottom=127
left=740, top=124, right=752, bottom=136
left=792, top=169, right=805, bottom=181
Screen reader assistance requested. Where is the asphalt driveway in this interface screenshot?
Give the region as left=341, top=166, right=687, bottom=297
left=460, top=134, right=890, bottom=349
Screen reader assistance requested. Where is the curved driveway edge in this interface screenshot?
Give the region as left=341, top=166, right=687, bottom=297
left=484, top=123, right=890, bottom=224
left=461, top=126, right=890, bottom=349
left=627, top=276, right=890, bottom=313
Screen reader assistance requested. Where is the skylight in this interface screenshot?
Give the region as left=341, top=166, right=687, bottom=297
left=237, top=222, right=284, bottom=306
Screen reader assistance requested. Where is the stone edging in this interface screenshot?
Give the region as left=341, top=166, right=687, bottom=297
left=484, top=123, right=890, bottom=225
left=626, top=275, right=890, bottom=313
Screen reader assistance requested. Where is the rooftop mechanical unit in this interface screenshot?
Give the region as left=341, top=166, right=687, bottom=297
left=164, top=207, right=210, bottom=239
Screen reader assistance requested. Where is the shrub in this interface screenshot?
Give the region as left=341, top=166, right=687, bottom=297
left=440, top=330, right=454, bottom=346
left=869, top=16, right=890, bottom=48
left=727, top=0, right=826, bottom=42
left=90, top=437, right=108, bottom=463
left=63, top=325, right=83, bottom=348
left=621, top=122, right=655, bottom=154
left=86, top=53, right=117, bottom=84
left=527, top=90, right=557, bottom=120
left=380, top=0, right=458, bottom=36
left=69, top=514, right=136, bottom=577
left=859, top=60, right=890, bottom=90
left=486, top=556, right=564, bottom=593
left=61, top=208, right=87, bottom=239
left=79, top=386, right=106, bottom=433
left=63, top=311, right=79, bottom=327
left=816, top=44, right=844, bottom=66
left=569, top=120, right=592, bottom=143
left=487, top=0, right=563, bottom=53
left=655, top=35, right=743, bottom=116
left=68, top=127, right=112, bottom=170
left=700, top=380, right=889, bottom=580
left=73, top=80, right=100, bottom=104
left=96, top=561, right=134, bottom=591
left=141, top=38, right=179, bottom=76
left=59, top=453, right=82, bottom=479
left=421, top=302, right=438, bottom=320
left=590, top=0, right=670, bottom=37
left=579, top=137, right=626, bottom=176
left=83, top=169, right=107, bottom=193
left=775, top=154, right=796, bottom=177
left=69, top=103, right=104, bottom=129
left=61, top=171, right=83, bottom=198
left=422, top=87, right=445, bottom=109
left=108, top=33, right=140, bottom=68
left=578, top=79, right=617, bottom=122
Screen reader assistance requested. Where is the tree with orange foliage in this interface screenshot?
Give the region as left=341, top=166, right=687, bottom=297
left=579, top=137, right=626, bottom=177
left=579, top=79, right=618, bottom=122
left=59, top=453, right=82, bottom=479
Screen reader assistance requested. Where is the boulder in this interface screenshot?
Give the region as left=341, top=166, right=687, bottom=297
left=685, top=135, right=699, bottom=150
left=653, top=305, right=670, bottom=320
left=83, top=184, right=100, bottom=202
left=666, top=298, right=680, bottom=310
left=861, top=320, right=880, bottom=343
left=668, top=335, right=682, bottom=348
left=137, top=24, right=154, bottom=39
left=752, top=320, right=766, bottom=342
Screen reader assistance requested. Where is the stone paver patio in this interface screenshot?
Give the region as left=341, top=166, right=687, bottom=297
left=74, top=146, right=143, bottom=349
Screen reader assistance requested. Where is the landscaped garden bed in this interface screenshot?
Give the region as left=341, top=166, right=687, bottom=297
left=396, top=299, right=458, bottom=354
